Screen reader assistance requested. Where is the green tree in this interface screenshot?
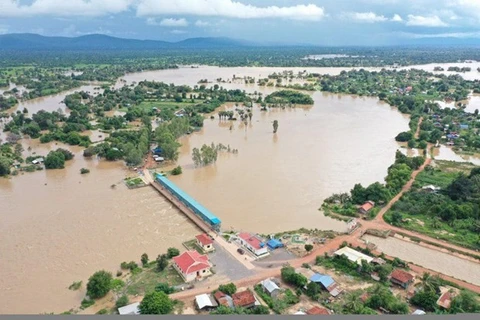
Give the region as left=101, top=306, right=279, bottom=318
left=305, top=281, right=322, bottom=298
left=0, top=156, right=12, bottom=176
left=273, top=120, right=279, bottom=133
left=141, top=253, right=149, bottom=267
left=44, top=150, right=66, bottom=169
left=86, top=270, right=112, bottom=299
left=450, top=290, right=480, bottom=314
left=171, top=166, right=182, bottom=175
left=156, top=254, right=169, bottom=272
left=139, top=291, right=173, bottom=315
left=115, top=295, right=129, bottom=309
left=155, top=283, right=175, bottom=294
left=410, top=290, right=438, bottom=312
left=304, top=244, right=314, bottom=252
left=166, top=247, right=180, bottom=259
left=218, top=283, right=237, bottom=295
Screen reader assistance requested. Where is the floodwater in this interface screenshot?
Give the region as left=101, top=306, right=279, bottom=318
left=433, top=145, right=480, bottom=166
left=0, top=141, right=199, bottom=314
left=363, top=235, right=480, bottom=286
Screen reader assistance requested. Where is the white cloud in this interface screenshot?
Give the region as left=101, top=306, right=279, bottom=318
left=341, top=12, right=388, bottom=23
left=136, top=0, right=326, bottom=21
left=406, top=15, right=448, bottom=27
left=0, top=24, right=8, bottom=34
left=147, top=17, right=188, bottom=27
left=195, top=20, right=210, bottom=27
left=399, top=31, right=480, bottom=39
left=0, top=0, right=134, bottom=17
left=391, top=14, right=403, bottom=22
left=171, top=29, right=187, bottom=34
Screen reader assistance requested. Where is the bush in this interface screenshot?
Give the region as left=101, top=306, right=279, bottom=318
left=110, top=279, right=125, bottom=291
left=141, top=253, right=149, bottom=266
left=156, top=254, right=169, bottom=272
left=155, top=283, right=175, bottom=294
left=116, top=295, right=129, bottom=309
left=80, top=298, right=95, bottom=310
left=171, top=166, right=182, bottom=175
left=304, top=244, right=314, bottom=252
left=86, top=270, right=112, bottom=299
left=218, top=283, right=237, bottom=295
left=44, top=151, right=66, bottom=169
left=68, top=281, right=82, bottom=291
left=167, top=247, right=180, bottom=259
left=80, top=168, right=90, bottom=174
left=395, top=131, right=413, bottom=142
left=96, top=309, right=108, bottom=315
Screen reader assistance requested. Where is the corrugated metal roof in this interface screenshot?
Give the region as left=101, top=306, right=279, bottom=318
left=195, top=294, right=218, bottom=309
left=261, top=279, right=280, bottom=293
left=118, top=302, right=140, bottom=315
left=310, top=273, right=335, bottom=288
left=156, top=174, right=221, bottom=225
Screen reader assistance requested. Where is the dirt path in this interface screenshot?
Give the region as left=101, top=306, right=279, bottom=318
left=414, top=117, right=423, bottom=139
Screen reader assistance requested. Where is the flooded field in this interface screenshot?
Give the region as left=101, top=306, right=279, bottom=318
left=433, top=145, right=480, bottom=166
left=363, top=235, right=480, bottom=286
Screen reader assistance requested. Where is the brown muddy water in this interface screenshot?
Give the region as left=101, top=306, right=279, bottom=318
left=0, top=66, right=412, bottom=313
left=363, top=235, right=480, bottom=286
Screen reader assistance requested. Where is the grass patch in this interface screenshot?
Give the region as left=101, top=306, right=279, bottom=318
left=124, top=177, right=146, bottom=188
left=125, top=265, right=184, bottom=296
left=80, top=298, right=95, bottom=310
left=68, top=281, right=82, bottom=291
left=183, top=239, right=204, bottom=254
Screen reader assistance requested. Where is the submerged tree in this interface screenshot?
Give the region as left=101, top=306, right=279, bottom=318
left=273, top=120, right=279, bottom=133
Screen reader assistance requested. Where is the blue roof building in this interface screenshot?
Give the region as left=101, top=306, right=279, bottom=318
left=310, top=273, right=335, bottom=288
left=266, top=239, right=284, bottom=250
left=155, top=173, right=221, bottom=230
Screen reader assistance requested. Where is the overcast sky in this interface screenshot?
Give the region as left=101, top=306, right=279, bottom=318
left=1, top=0, right=480, bottom=45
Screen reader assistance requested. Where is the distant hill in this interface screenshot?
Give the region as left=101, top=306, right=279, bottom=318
left=0, top=33, right=255, bottom=50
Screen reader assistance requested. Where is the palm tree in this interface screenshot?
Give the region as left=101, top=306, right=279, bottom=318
left=343, top=291, right=364, bottom=314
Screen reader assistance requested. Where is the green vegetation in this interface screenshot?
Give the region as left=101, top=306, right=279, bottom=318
left=210, top=305, right=270, bottom=315
left=80, top=298, right=95, bottom=310
left=124, top=177, right=145, bottom=188
left=166, top=247, right=180, bottom=259
left=115, top=295, right=129, bottom=309
left=281, top=266, right=308, bottom=288
left=141, top=253, right=149, bottom=267
left=155, top=283, right=176, bottom=295
left=218, top=283, right=237, bottom=296
left=86, top=270, right=113, bottom=299
left=254, top=284, right=298, bottom=314
left=125, top=266, right=183, bottom=296
left=68, top=281, right=82, bottom=291
left=264, top=90, right=314, bottom=105
left=171, top=166, right=182, bottom=175
left=80, top=168, right=90, bottom=174
left=96, top=308, right=109, bottom=315
left=273, top=120, right=279, bottom=133
left=44, top=148, right=74, bottom=169
left=384, top=161, right=480, bottom=250
left=156, top=254, right=169, bottom=272
left=138, top=291, right=174, bottom=315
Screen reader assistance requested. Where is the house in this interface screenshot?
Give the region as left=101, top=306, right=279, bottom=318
left=334, top=246, right=374, bottom=265
left=196, top=234, right=215, bottom=252
left=232, top=290, right=257, bottom=309
left=31, top=157, right=44, bottom=165
left=172, top=250, right=212, bottom=282
left=436, top=286, right=459, bottom=310
left=389, top=269, right=414, bottom=289
left=118, top=302, right=140, bottom=315
left=266, top=238, right=284, bottom=250
left=412, top=309, right=426, bottom=315
left=214, top=291, right=234, bottom=308
left=358, top=201, right=375, bottom=215
left=295, top=267, right=316, bottom=280
left=293, top=311, right=306, bottom=315
left=195, top=293, right=218, bottom=311
left=260, top=279, right=280, bottom=298
left=306, top=306, right=330, bottom=315
left=238, top=232, right=269, bottom=256
left=310, top=273, right=342, bottom=297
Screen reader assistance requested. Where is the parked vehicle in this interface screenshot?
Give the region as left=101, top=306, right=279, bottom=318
left=237, top=248, right=245, bottom=255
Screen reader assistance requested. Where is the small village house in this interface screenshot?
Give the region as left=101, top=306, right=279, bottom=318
left=309, top=273, right=342, bottom=297
left=334, top=246, right=374, bottom=265
left=195, top=293, right=218, bottom=311
left=306, top=306, right=330, bottom=315
left=389, top=269, right=414, bottom=289
left=436, top=286, right=459, bottom=310
left=214, top=291, right=234, bottom=308
left=118, top=302, right=140, bottom=315
left=172, top=250, right=212, bottom=282
left=196, top=233, right=215, bottom=252
left=260, top=279, right=280, bottom=298
left=358, top=201, right=375, bottom=215
left=232, top=289, right=257, bottom=309
left=238, top=232, right=269, bottom=256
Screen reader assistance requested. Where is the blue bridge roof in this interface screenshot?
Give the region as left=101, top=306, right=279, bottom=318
left=155, top=173, right=221, bottom=225
left=310, top=273, right=335, bottom=288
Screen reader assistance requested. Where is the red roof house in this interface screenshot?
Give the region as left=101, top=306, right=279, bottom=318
left=172, top=251, right=211, bottom=282
left=238, top=232, right=268, bottom=256
left=390, top=269, right=414, bottom=289
left=358, top=201, right=375, bottom=215
left=306, top=306, right=330, bottom=315
left=195, top=234, right=214, bottom=252
left=232, top=290, right=257, bottom=309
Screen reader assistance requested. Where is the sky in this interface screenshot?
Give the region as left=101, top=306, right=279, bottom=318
left=1, top=0, right=480, bottom=46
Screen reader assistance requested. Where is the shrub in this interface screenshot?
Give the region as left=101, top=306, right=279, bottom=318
left=80, top=168, right=90, bottom=174
left=139, top=292, right=174, bottom=315
left=80, top=298, right=95, bottom=310
left=304, top=244, right=314, bottom=252
left=156, top=254, right=169, bottom=272
left=110, top=279, right=125, bottom=291
left=86, top=270, right=112, bottom=299
left=96, top=309, right=108, bottom=315
left=218, top=283, right=237, bottom=295
left=68, top=281, right=82, bottom=291
left=116, top=295, right=129, bottom=309
left=155, top=283, right=175, bottom=294
left=171, top=166, right=182, bottom=175
left=167, top=247, right=180, bottom=259
left=141, top=253, right=149, bottom=266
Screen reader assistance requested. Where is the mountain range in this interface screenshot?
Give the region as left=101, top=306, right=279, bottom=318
left=0, top=33, right=260, bottom=50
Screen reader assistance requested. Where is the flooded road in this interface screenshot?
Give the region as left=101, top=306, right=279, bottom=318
left=363, top=235, right=480, bottom=286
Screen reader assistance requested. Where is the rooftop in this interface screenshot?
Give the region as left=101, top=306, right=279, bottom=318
left=232, top=290, right=256, bottom=308
left=310, top=273, right=335, bottom=288
left=260, top=279, right=280, bottom=293
left=118, top=302, right=140, bottom=315
left=359, top=201, right=374, bottom=212
left=238, top=232, right=265, bottom=250
left=334, top=246, right=374, bottom=265
left=306, top=306, right=330, bottom=315
left=390, top=269, right=414, bottom=284
left=196, top=233, right=213, bottom=246
left=172, top=250, right=210, bottom=275
left=195, top=293, right=218, bottom=309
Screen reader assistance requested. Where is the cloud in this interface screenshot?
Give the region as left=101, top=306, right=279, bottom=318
left=391, top=14, right=403, bottom=22
left=406, top=15, right=448, bottom=27
left=147, top=17, right=188, bottom=27
left=399, top=31, right=480, bottom=39
left=341, top=12, right=388, bottom=23
left=0, top=0, right=134, bottom=17
left=195, top=20, right=210, bottom=27
left=0, top=24, right=8, bottom=34
left=170, top=29, right=187, bottom=34
left=136, top=0, right=325, bottom=21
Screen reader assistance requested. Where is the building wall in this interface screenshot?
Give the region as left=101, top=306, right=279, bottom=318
left=240, top=239, right=268, bottom=256
left=172, top=262, right=212, bottom=282
left=197, top=240, right=214, bottom=252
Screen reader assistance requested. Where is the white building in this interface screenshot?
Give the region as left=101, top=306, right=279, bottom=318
left=118, top=302, right=140, bottom=315
left=334, top=246, right=374, bottom=265
left=238, top=232, right=269, bottom=256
